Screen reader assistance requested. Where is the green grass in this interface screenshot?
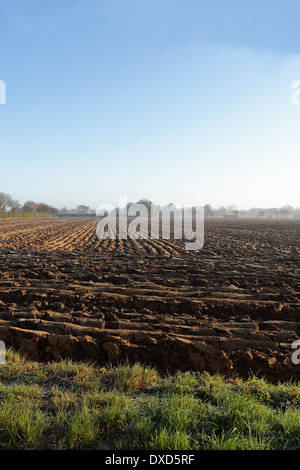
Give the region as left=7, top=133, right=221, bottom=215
left=0, top=348, right=299, bottom=450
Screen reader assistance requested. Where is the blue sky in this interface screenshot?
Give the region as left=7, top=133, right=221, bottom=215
left=1, top=0, right=300, bottom=210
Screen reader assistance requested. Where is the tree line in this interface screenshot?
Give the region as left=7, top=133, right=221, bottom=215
left=203, top=204, right=300, bottom=218
left=58, top=200, right=300, bottom=219
left=0, top=192, right=58, bottom=217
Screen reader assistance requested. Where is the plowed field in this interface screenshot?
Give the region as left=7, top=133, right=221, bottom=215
left=0, top=217, right=300, bottom=382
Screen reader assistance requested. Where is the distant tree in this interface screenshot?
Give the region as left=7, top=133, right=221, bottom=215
left=214, top=206, right=227, bottom=217
left=136, top=199, right=153, bottom=213
left=204, top=204, right=214, bottom=218
left=280, top=205, right=293, bottom=218
left=36, top=202, right=56, bottom=214
left=37, top=202, right=50, bottom=213
left=0, top=192, right=13, bottom=211
left=48, top=206, right=58, bottom=215
left=137, top=198, right=153, bottom=207
left=9, top=199, right=21, bottom=213
left=278, top=207, right=289, bottom=218
left=22, top=201, right=38, bottom=213
left=76, top=205, right=90, bottom=214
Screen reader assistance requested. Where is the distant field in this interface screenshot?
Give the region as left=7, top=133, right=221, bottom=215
left=0, top=217, right=300, bottom=382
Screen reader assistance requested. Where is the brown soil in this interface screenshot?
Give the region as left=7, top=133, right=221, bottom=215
left=0, top=217, right=300, bottom=382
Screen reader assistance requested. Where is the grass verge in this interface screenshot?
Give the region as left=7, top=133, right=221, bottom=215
left=0, top=348, right=299, bottom=450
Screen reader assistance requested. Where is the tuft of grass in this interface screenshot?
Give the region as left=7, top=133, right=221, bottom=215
left=0, top=387, right=48, bottom=449
left=150, top=428, right=190, bottom=450
left=99, top=362, right=160, bottom=393
left=0, top=348, right=300, bottom=450
left=66, top=398, right=99, bottom=450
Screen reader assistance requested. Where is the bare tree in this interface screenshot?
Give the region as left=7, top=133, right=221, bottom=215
left=37, top=202, right=52, bottom=213
left=35, top=202, right=58, bottom=214
left=22, top=201, right=38, bottom=213
left=9, top=199, right=21, bottom=213
left=0, top=192, right=12, bottom=211
left=76, top=205, right=90, bottom=214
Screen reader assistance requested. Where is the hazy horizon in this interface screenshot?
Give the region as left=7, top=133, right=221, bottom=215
left=1, top=0, right=300, bottom=210
left=2, top=189, right=300, bottom=213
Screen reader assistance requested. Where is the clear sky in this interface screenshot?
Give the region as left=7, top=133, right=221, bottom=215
left=1, top=0, right=300, bottom=210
